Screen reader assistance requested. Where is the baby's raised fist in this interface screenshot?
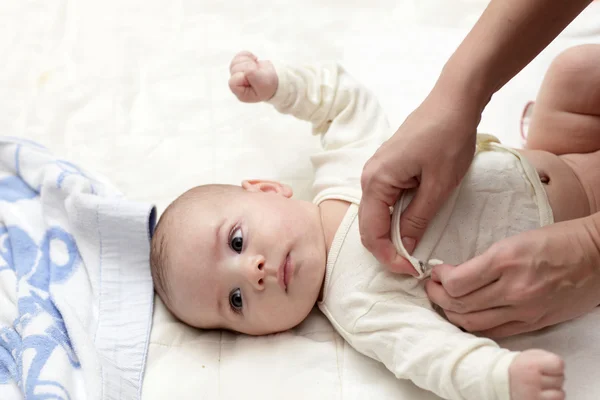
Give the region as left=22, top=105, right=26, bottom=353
left=229, top=51, right=278, bottom=103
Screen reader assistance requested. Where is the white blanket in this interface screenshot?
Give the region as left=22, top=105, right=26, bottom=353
left=0, top=137, right=154, bottom=400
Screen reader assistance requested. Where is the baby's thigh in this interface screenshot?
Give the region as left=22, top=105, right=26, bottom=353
left=526, top=44, right=600, bottom=155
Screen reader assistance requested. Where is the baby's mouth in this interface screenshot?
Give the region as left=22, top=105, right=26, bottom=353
left=278, top=254, right=290, bottom=292
left=283, top=253, right=294, bottom=293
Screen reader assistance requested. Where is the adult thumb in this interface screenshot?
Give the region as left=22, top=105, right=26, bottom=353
left=399, top=182, right=450, bottom=253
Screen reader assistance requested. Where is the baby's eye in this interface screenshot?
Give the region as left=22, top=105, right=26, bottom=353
left=230, top=228, right=243, bottom=253
left=229, top=288, right=243, bottom=313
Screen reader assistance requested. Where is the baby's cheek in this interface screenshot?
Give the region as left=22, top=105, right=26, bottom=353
left=262, top=298, right=307, bottom=332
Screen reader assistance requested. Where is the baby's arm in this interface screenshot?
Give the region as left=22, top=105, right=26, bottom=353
left=229, top=50, right=390, bottom=142
left=323, top=298, right=563, bottom=400
left=229, top=50, right=392, bottom=201
left=329, top=298, right=514, bottom=400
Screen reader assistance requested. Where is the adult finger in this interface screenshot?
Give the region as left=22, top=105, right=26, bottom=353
left=370, top=236, right=420, bottom=275
left=425, top=277, right=509, bottom=314
left=432, top=254, right=501, bottom=298
left=478, top=319, right=543, bottom=339
left=358, top=194, right=418, bottom=276
left=443, top=306, right=515, bottom=333
left=398, top=178, right=452, bottom=253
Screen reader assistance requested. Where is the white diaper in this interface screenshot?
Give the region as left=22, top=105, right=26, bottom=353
left=391, top=135, right=554, bottom=278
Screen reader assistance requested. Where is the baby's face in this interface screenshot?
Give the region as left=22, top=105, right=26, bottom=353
left=166, top=181, right=327, bottom=335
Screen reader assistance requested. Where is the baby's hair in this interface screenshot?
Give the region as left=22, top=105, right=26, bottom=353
left=149, top=184, right=243, bottom=310
left=150, top=206, right=174, bottom=307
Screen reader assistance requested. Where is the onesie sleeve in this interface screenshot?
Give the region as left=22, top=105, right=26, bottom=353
left=268, top=63, right=392, bottom=204
left=325, top=298, right=517, bottom=400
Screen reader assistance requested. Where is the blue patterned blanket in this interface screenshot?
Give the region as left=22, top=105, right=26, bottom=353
left=0, top=137, right=155, bottom=400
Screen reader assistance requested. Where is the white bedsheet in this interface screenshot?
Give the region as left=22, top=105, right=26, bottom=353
left=2, top=1, right=600, bottom=399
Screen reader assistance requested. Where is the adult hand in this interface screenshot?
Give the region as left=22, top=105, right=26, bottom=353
left=425, top=216, right=600, bottom=338
left=359, top=86, right=480, bottom=275
left=358, top=0, right=594, bottom=275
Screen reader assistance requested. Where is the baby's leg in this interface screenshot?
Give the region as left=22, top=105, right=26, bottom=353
left=525, top=44, right=600, bottom=154
left=509, top=350, right=565, bottom=400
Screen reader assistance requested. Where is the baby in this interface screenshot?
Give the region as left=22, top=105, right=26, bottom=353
left=150, top=50, right=600, bottom=400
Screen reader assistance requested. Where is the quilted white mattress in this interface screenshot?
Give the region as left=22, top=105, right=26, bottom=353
left=2, top=0, right=600, bottom=399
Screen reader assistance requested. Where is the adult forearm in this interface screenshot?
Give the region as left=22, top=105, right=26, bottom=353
left=436, top=0, right=593, bottom=113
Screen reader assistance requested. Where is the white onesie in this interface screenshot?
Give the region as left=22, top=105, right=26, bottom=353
left=268, top=61, right=553, bottom=400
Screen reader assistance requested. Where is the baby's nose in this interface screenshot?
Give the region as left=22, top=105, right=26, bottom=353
left=245, top=254, right=266, bottom=290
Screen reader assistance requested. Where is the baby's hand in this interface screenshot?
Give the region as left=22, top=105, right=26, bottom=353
left=229, top=51, right=278, bottom=103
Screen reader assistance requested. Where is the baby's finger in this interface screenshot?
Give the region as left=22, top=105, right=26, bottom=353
left=229, top=52, right=258, bottom=73
left=228, top=72, right=261, bottom=103
left=229, top=51, right=256, bottom=67
left=230, top=60, right=258, bottom=77
left=229, top=71, right=248, bottom=89
left=228, top=72, right=250, bottom=98
left=234, top=50, right=257, bottom=62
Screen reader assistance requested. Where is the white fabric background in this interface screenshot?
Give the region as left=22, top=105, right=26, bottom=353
left=2, top=1, right=600, bottom=399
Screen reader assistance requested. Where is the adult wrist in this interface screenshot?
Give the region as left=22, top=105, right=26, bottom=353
left=434, top=58, right=495, bottom=118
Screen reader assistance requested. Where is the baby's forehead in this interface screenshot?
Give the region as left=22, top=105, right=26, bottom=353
left=174, top=187, right=243, bottom=220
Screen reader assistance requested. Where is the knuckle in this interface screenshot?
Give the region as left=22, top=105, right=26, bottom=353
left=404, top=213, right=429, bottom=231
left=446, top=313, right=473, bottom=331
left=556, top=357, right=566, bottom=372
left=430, top=284, right=466, bottom=313
left=443, top=277, right=461, bottom=298
left=421, top=178, right=445, bottom=197
left=459, top=318, right=476, bottom=332
left=359, top=231, right=372, bottom=250
left=443, top=312, right=460, bottom=326
left=503, top=289, right=521, bottom=304
left=361, top=158, right=380, bottom=189
left=487, top=241, right=519, bottom=273
left=448, top=297, right=467, bottom=313
left=520, top=307, right=544, bottom=325
left=487, top=241, right=507, bottom=261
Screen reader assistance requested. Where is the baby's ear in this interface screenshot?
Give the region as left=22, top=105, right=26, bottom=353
left=241, top=179, right=293, bottom=198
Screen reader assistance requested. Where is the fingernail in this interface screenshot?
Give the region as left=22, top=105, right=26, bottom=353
left=431, top=269, right=440, bottom=282
left=402, top=237, right=416, bottom=254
